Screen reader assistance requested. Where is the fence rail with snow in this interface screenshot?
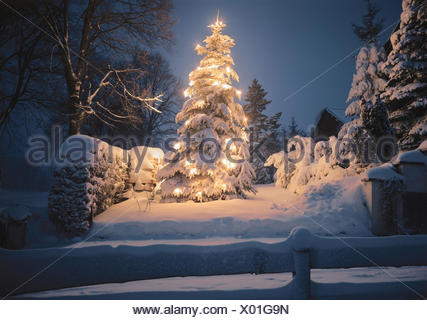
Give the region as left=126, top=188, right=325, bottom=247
left=1, top=227, right=427, bottom=299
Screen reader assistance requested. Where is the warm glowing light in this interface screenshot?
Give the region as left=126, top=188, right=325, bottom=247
left=184, top=89, right=189, bottom=97
left=190, top=168, right=197, bottom=175
left=185, top=119, right=190, bottom=126
left=185, top=160, right=191, bottom=166
left=236, top=90, right=242, bottom=96
left=213, top=80, right=220, bottom=86
left=173, top=188, right=183, bottom=196
left=225, top=138, right=237, bottom=152
left=207, top=65, right=218, bottom=69
left=222, top=183, right=227, bottom=190
left=242, top=131, right=248, bottom=141
left=226, top=66, right=231, bottom=73
left=222, top=84, right=231, bottom=89
left=174, top=143, right=181, bottom=150
left=189, top=80, right=194, bottom=86
left=222, top=158, right=236, bottom=169
left=196, top=191, right=202, bottom=197
left=244, top=116, right=247, bottom=122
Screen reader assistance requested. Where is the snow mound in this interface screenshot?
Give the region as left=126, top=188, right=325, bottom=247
left=362, top=163, right=404, bottom=181
left=0, top=205, right=31, bottom=222
left=394, top=149, right=427, bottom=164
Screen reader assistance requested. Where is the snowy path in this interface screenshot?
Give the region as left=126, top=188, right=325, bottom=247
left=15, top=266, right=427, bottom=299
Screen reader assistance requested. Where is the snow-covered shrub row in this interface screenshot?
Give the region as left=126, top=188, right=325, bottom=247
left=265, top=136, right=363, bottom=193
left=48, top=135, right=163, bottom=235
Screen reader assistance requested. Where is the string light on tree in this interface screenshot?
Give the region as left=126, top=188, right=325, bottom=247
left=173, top=188, right=183, bottom=197
left=157, top=11, right=255, bottom=202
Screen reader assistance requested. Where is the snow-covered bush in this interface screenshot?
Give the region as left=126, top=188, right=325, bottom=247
left=127, top=146, right=164, bottom=192
left=360, top=97, right=393, bottom=140
left=49, top=135, right=163, bottom=235
left=287, top=136, right=360, bottom=193
left=49, top=136, right=127, bottom=235
left=337, top=97, right=393, bottom=166
left=265, top=136, right=313, bottom=189
left=266, top=136, right=361, bottom=193
left=336, top=119, right=372, bottom=165
left=264, top=151, right=288, bottom=188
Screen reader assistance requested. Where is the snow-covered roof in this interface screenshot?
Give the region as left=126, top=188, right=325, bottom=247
left=362, top=163, right=404, bottom=182
left=393, top=149, right=427, bottom=165
left=0, top=206, right=31, bottom=223
left=315, top=108, right=343, bottom=127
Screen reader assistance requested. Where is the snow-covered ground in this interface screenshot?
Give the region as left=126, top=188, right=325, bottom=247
left=0, top=176, right=371, bottom=248
left=91, top=176, right=371, bottom=241
left=3, top=180, right=427, bottom=300
left=15, top=266, right=427, bottom=299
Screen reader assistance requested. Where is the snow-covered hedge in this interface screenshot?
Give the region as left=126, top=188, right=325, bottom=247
left=265, top=136, right=361, bottom=193
left=48, top=135, right=163, bottom=235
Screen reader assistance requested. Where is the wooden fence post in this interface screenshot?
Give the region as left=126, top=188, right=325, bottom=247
left=290, top=227, right=312, bottom=299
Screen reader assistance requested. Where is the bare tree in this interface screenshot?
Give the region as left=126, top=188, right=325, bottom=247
left=0, top=0, right=175, bottom=140
left=133, top=52, right=181, bottom=144
left=88, top=51, right=181, bottom=145
left=0, top=2, right=49, bottom=133
left=27, top=0, right=175, bottom=135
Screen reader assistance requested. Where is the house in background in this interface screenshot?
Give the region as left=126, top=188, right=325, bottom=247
left=313, top=108, right=343, bottom=141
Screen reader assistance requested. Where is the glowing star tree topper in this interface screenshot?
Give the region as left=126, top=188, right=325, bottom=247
left=157, top=13, right=255, bottom=202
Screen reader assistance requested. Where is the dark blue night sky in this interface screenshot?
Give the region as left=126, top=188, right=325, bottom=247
left=165, top=0, right=403, bottom=132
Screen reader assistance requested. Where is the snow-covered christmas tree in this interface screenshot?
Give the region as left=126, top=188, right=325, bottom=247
left=381, top=0, right=427, bottom=150
left=158, top=14, right=255, bottom=202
